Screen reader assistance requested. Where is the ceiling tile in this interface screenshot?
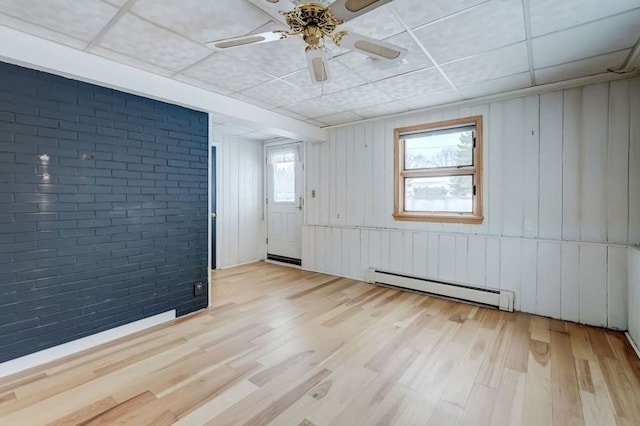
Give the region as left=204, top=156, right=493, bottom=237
left=103, top=0, right=128, bottom=6
left=457, top=72, right=531, bottom=98
left=231, top=91, right=280, bottom=109
left=372, top=67, right=452, bottom=100
left=316, top=111, right=364, bottom=126
left=413, top=0, right=526, bottom=63
left=283, top=60, right=366, bottom=95
left=88, top=45, right=175, bottom=77
left=238, top=79, right=318, bottom=108
left=339, top=5, right=405, bottom=40
left=529, top=0, right=640, bottom=37
left=223, top=36, right=308, bottom=77
left=131, top=0, right=274, bottom=44
left=399, top=89, right=464, bottom=110
left=282, top=97, right=346, bottom=118
left=391, top=0, right=487, bottom=29
left=98, top=13, right=212, bottom=72
left=535, top=50, right=631, bottom=84
left=354, top=100, right=410, bottom=118
left=180, top=52, right=274, bottom=93
left=172, top=74, right=233, bottom=95
left=532, top=9, right=640, bottom=68
left=0, top=13, right=89, bottom=49
left=0, top=0, right=118, bottom=41
left=323, top=85, right=395, bottom=110
left=440, top=42, right=530, bottom=86
left=336, top=32, right=433, bottom=82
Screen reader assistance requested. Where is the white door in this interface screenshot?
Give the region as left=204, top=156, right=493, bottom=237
left=266, top=143, right=303, bottom=264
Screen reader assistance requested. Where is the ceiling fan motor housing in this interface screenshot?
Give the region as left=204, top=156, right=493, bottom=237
left=283, top=2, right=343, bottom=49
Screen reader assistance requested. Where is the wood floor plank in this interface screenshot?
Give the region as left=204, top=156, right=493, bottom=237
left=0, top=262, right=637, bottom=426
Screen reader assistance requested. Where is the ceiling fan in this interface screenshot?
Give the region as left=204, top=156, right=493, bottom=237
left=205, top=0, right=408, bottom=84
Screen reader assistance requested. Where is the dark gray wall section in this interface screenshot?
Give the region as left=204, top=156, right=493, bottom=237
left=0, top=61, right=209, bottom=363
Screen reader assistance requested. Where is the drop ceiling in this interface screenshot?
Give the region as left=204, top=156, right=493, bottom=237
left=0, top=0, right=638, bottom=133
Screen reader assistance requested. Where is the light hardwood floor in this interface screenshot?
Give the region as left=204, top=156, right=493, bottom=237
left=1, top=262, right=639, bottom=425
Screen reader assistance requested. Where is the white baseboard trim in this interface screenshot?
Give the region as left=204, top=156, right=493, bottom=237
left=626, top=332, right=640, bottom=360
left=217, top=259, right=264, bottom=269
left=0, top=310, right=176, bottom=379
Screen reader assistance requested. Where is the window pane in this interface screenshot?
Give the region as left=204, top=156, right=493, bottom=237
left=405, top=175, right=473, bottom=213
left=273, top=162, right=295, bottom=203
left=404, top=128, right=473, bottom=170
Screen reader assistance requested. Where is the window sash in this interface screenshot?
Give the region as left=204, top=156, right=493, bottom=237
left=393, top=115, right=483, bottom=224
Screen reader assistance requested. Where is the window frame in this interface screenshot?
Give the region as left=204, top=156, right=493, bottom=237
left=393, top=115, right=484, bottom=224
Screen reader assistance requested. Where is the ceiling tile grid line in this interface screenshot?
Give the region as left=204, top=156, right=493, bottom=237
left=409, top=0, right=491, bottom=32
left=85, top=0, right=135, bottom=50
left=387, top=6, right=463, bottom=97
left=521, top=0, right=536, bottom=86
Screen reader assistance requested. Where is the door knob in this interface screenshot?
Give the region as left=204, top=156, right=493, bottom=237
left=210, top=212, right=217, bottom=218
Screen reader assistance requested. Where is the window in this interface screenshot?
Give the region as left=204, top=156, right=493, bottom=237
left=394, top=116, right=483, bottom=223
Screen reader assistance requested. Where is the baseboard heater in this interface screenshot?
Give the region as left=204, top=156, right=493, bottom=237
left=366, top=268, right=514, bottom=312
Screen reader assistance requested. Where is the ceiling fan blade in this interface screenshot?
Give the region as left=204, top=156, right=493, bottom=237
left=245, top=0, right=296, bottom=25
left=338, top=32, right=408, bottom=61
left=328, top=0, right=394, bottom=22
left=205, top=31, right=287, bottom=50
left=306, top=48, right=331, bottom=84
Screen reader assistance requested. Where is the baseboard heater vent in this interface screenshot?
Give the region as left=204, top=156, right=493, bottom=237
left=366, top=268, right=514, bottom=312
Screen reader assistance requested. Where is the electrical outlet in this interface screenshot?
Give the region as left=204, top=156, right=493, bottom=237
left=193, top=282, right=204, bottom=296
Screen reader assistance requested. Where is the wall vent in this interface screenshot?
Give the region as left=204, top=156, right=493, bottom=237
left=366, top=268, right=514, bottom=312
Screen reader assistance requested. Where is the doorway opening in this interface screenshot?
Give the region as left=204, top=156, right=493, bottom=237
left=265, top=142, right=303, bottom=266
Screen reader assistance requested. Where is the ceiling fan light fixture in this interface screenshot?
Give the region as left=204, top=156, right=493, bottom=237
left=345, top=0, right=382, bottom=12
left=354, top=40, right=401, bottom=59
left=215, top=35, right=266, bottom=49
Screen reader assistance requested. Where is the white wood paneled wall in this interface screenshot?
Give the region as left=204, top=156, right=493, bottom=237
left=303, top=77, right=640, bottom=329
left=629, top=247, right=640, bottom=349
left=213, top=133, right=264, bottom=268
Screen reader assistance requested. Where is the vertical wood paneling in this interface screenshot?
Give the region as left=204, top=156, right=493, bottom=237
left=607, top=80, right=630, bottom=243
left=413, top=232, right=428, bottom=278
left=427, top=233, right=439, bottom=279
left=607, top=246, right=628, bottom=330
left=629, top=79, right=640, bottom=245
left=368, top=229, right=381, bottom=271
left=538, top=92, right=563, bottom=240
left=523, top=95, right=540, bottom=238
left=629, top=248, right=640, bottom=347
left=501, top=98, right=526, bottom=237
left=379, top=230, right=390, bottom=272
left=455, top=235, right=468, bottom=284
left=372, top=120, right=386, bottom=228
left=486, top=238, right=501, bottom=289
left=331, top=227, right=343, bottom=276
left=500, top=239, right=522, bottom=310
left=561, top=244, right=580, bottom=323
left=580, top=83, right=609, bottom=242
left=363, top=124, right=374, bottom=227
left=402, top=231, right=414, bottom=275
left=520, top=239, right=538, bottom=314
left=335, top=128, right=347, bottom=226
left=319, top=141, right=330, bottom=225
left=360, top=229, right=369, bottom=277
left=537, top=242, right=562, bottom=319
left=345, top=126, right=356, bottom=226
left=216, top=136, right=264, bottom=268
left=579, top=244, right=607, bottom=327
left=389, top=231, right=404, bottom=273
left=467, top=236, right=486, bottom=288
left=488, top=102, right=504, bottom=236
left=439, top=234, right=456, bottom=282
left=562, top=88, right=582, bottom=241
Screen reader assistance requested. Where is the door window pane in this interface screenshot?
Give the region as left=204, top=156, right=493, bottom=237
left=404, top=175, right=473, bottom=213
left=404, top=127, right=473, bottom=170
left=273, top=161, right=295, bottom=203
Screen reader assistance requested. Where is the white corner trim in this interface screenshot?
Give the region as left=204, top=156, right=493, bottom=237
left=0, top=310, right=176, bottom=379
left=626, top=332, right=640, bottom=360
left=0, top=26, right=326, bottom=143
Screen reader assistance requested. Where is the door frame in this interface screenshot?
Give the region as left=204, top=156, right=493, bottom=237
left=263, top=139, right=305, bottom=263
left=208, top=117, right=221, bottom=309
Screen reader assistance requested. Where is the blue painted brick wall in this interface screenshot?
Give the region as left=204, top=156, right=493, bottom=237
left=0, top=61, right=209, bottom=363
